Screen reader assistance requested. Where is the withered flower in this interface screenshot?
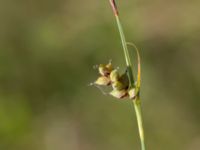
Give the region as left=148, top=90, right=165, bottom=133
left=98, top=61, right=113, bottom=76
left=95, top=76, right=111, bottom=86
left=109, top=89, right=127, bottom=99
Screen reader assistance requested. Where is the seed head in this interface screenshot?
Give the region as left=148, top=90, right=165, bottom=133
left=110, top=69, right=120, bottom=82
left=110, top=89, right=127, bottom=99
left=98, top=62, right=113, bottom=76
left=128, top=88, right=136, bottom=99
left=95, top=76, right=111, bottom=86
left=111, top=81, right=125, bottom=90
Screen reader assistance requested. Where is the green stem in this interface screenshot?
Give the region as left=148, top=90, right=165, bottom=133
left=113, top=9, right=146, bottom=150
left=115, top=16, right=135, bottom=87
left=133, top=98, right=146, bottom=150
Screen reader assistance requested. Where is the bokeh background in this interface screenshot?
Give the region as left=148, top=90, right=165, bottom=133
left=0, top=0, right=200, bottom=150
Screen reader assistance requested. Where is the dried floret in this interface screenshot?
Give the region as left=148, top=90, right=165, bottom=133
left=95, top=76, right=111, bottom=86
left=110, top=89, right=127, bottom=99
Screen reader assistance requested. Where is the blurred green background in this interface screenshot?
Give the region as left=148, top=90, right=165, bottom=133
left=0, top=0, right=200, bottom=150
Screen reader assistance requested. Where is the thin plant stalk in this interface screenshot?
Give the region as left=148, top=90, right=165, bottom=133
left=133, top=98, right=146, bottom=150
left=115, top=16, right=135, bottom=87
left=109, top=1, right=146, bottom=150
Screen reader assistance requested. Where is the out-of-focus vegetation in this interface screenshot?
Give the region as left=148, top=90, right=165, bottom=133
left=0, top=0, right=200, bottom=150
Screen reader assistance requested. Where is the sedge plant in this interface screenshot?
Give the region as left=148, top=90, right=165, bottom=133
left=91, top=1, right=146, bottom=150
